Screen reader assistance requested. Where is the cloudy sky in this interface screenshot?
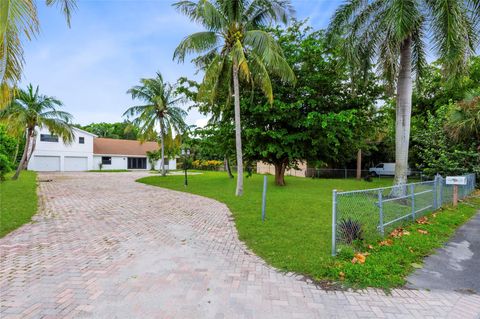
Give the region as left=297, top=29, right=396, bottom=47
left=21, top=0, right=341, bottom=127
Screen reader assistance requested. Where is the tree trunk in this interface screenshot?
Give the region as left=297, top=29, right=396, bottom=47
left=12, top=129, right=31, bottom=180
left=392, top=37, right=413, bottom=196
left=356, top=149, right=362, bottom=180
left=274, top=161, right=287, bottom=186
left=25, top=131, right=37, bottom=168
left=225, top=155, right=233, bottom=179
left=233, top=62, right=244, bottom=196
left=12, top=138, right=19, bottom=163
left=159, top=119, right=166, bottom=176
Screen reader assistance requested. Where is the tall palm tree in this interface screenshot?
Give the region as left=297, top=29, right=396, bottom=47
left=0, top=84, right=74, bottom=180
left=173, top=0, right=296, bottom=196
left=0, top=0, right=76, bottom=108
left=124, top=72, right=187, bottom=176
left=328, top=0, right=479, bottom=192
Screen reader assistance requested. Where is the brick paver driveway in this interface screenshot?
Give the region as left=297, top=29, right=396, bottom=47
left=1, top=172, right=479, bottom=318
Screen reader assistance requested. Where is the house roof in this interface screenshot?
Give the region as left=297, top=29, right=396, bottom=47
left=93, top=138, right=159, bottom=156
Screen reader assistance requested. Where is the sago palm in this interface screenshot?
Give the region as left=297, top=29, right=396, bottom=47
left=0, top=84, right=74, bottom=180
left=0, top=0, right=76, bottom=107
left=328, top=0, right=480, bottom=191
left=173, top=0, right=296, bottom=196
left=124, top=72, right=187, bottom=176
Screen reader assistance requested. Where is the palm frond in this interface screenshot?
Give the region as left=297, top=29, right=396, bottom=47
left=45, top=0, right=77, bottom=27
left=173, top=31, right=219, bottom=63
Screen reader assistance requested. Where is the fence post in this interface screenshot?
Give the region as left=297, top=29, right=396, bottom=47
left=432, top=175, right=438, bottom=210
left=378, top=190, right=384, bottom=237
left=411, top=183, right=415, bottom=220
left=261, top=175, right=267, bottom=221
left=438, top=175, right=443, bottom=206
left=332, top=190, right=337, bottom=256
left=344, top=168, right=347, bottom=179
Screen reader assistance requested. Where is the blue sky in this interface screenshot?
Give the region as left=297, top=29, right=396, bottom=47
left=22, top=0, right=341, bottom=126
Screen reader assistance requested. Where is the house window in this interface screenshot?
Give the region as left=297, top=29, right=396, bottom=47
left=40, top=134, right=58, bottom=142
left=102, top=157, right=112, bottom=165
left=163, top=158, right=169, bottom=165
left=79, top=137, right=85, bottom=144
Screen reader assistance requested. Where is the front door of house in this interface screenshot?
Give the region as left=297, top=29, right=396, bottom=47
left=127, top=157, right=146, bottom=169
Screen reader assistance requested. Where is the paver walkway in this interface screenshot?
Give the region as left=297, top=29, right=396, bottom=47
left=1, top=172, right=479, bottom=318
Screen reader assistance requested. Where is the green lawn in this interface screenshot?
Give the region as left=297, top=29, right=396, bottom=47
left=0, top=171, right=38, bottom=237
left=89, top=169, right=130, bottom=172
left=138, top=171, right=479, bottom=289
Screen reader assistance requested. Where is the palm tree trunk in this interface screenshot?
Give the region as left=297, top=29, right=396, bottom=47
left=12, top=129, right=31, bottom=180
left=25, top=132, right=37, bottom=168
left=225, top=155, right=233, bottom=179
left=12, top=137, right=19, bottom=163
left=159, top=119, right=166, bottom=176
left=356, top=149, right=362, bottom=180
left=393, top=37, right=413, bottom=195
left=233, top=62, right=244, bottom=196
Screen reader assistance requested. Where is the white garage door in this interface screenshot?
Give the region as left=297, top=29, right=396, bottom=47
left=33, top=156, right=60, bottom=171
left=64, top=156, right=88, bottom=171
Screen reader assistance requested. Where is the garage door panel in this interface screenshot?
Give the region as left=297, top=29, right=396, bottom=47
left=34, top=156, right=60, bottom=171
left=64, top=157, right=88, bottom=171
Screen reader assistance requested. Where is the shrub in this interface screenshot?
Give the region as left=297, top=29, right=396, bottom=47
left=0, top=153, right=13, bottom=181
left=191, top=159, right=223, bottom=170
left=337, top=218, right=364, bottom=244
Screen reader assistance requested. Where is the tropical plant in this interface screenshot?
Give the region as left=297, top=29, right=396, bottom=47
left=173, top=0, right=296, bottom=196
left=146, top=150, right=161, bottom=171
left=337, top=218, right=364, bottom=245
left=445, top=90, right=480, bottom=147
left=124, top=72, right=187, bottom=176
left=0, top=0, right=77, bottom=107
left=328, top=0, right=480, bottom=193
left=0, top=84, right=74, bottom=179
left=0, top=153, right=13, bottom=181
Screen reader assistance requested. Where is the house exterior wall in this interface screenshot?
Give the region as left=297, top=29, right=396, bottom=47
left=28, top=127, right=178, bottom=172
left=28, top=127, right=95, bottom=171
left=93, top=156, right=177, bottom=171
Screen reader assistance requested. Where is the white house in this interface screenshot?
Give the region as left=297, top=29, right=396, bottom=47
left=28, top=127, right=176, bottom=172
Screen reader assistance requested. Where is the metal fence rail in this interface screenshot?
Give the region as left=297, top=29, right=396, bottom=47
left=332, top=173, right=477, bottom=256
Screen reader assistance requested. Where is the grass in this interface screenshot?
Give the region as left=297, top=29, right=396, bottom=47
left=0, top=171, right=38, bottom=237
left=88, top=169, right=130, bottom=172
left=138, top=171, right=480, bottom=289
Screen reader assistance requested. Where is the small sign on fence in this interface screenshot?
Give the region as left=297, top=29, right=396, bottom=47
left=446, top=176, right=467, bottom=185
left=446, top=176, right=466, bottom=207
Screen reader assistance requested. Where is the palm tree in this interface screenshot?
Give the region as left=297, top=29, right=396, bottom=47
left=124, top=72, right=187, bottom=176
left=173, top=0, right=296, bottom=196
left=0, top=84, right=74, bottom=180
left=328, top=0, right=479, bottom=192
left=1, top=0, right=76, bottom=108
left=445, top=90, right=480, bottom=149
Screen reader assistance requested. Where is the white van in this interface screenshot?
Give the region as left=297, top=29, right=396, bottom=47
left=369, top=163, right=411, bottom=176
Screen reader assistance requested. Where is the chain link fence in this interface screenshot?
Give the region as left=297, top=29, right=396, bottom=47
left=332, top=173, right=477, bottom=256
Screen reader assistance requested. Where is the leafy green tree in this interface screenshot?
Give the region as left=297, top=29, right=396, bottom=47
left=413, top=56, right=480, bottom=118
left=0, top=84, right=74, bottom=179
left=445, top=90, right=480, bottom=148
left=124, top=72, right=187, bottom=176
left=411, top=105, right=479, bottom=178
left=242, top=21, right=382, bottom=185
left=173, top=0, right=296, bottom=196
left=80, top=121, right=139, bottom=140
left=1, top=0, right=76, bottom=107
left=0, top=124, right=20, bottom=163
left=328, top=0, right=480, bottom=192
